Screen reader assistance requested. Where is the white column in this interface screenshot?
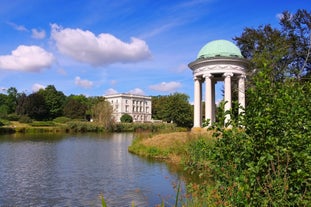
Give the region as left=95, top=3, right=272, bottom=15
left=204, top=73, right=213, bottom=126
left=193, top=76, right=202, bottom=128
left=211, top=80, right=216, bottom=123
left=224, top=72, right=233, bottom=125
left=238, top=74, right=246, bottom=115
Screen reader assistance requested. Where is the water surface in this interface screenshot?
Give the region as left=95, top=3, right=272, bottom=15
left=0, top=133, right=183, bottom=207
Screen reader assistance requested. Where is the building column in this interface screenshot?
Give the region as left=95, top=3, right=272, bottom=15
left=238, top=74, right=246, bottom=115
left=204, top=73, right=213, bottom=126
left=193, top=76, right=202, bottom=128
left=224, top=72, right=233, bottom=126
left=211, top=79, right=216, bottom=123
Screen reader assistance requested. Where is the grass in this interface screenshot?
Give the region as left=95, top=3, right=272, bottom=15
left=128, top=131, right=214, bottom=164
left=128, top=130, right=217, bottom=206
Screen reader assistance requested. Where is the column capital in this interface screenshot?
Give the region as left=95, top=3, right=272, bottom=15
left=239, top=74, right=246, bottom=79
left=203, top=73, right=213, bottom=79
left=194, top=76, right=202, bottom=81
left=223, top=72, right=234, bottom=77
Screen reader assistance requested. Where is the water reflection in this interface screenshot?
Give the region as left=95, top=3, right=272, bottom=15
left=0, top=133, right=183, bottom=207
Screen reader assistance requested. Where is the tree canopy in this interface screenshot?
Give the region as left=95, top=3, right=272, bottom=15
left=152, top=93, right=193, bottom=128
left=234, top=9, right=311, bottom=81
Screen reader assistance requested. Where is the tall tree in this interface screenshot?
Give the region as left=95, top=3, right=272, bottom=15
left=63, top=98, right=87, bottom=119
left=91, top=100, right=114, bottom=130
left=38, top=85, right=66, bottom=119
left=24, top=93, right=48, bottom=120
left=234, top=9, right=311, bottom=82
left=6, top=87, right=18, bottom=114
left=152, top=93, right=193, bottom=128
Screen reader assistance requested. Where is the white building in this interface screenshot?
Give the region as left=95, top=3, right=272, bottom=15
left=104, top=93, right=152, bottom=122
left=188, top=39, right=249, bottom=128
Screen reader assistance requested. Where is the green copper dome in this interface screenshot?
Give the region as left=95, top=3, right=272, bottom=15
left=197, top=40, right=243, bottom=59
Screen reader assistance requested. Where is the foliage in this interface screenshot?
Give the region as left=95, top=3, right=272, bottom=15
left=7, top=113, right=20, bottom=121
left=53, top=116, right=71, bottom=123
left=66, top=121, right=105, bottom=132
left=91, top=100, right=115, bottom=131
left=19, top=115, right=33, bottom=123
left=187, top=69, right=311, bottom=206
left=114, top=122, right=180, bottom=133
left=6, top=87, right=18, bottom=114
left=234, top=9, right=311, bottom=81
left=63, top=98, right=87, bottom=119
left=30, top=121, right=56, bottom=127
left=38, top=85, right=66, bottom=119
left=23, top=93, right=48, bottom=120
left=152, top=93, right=193, bottom=128
left=0, top=105, right=9, bottom=119
left=120, top=113, right=133, bottom=123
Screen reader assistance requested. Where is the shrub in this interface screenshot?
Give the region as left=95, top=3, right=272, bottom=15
left=53, top=116, right=71, bottom=123
left=7, top=113, right=20, bottom=121
left=120, top=113, right=133, bottom=123
left=19, top=115, right=32, bottom=123
left=200, top=72, right=311, bottom=206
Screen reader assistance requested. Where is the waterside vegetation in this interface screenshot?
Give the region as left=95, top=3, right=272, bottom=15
left=0, top=119, right=181, bottom=134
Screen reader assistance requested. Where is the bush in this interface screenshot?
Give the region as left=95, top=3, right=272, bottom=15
left=19, top=115, right=32, bottom=123
left=53, top=116, right=71, bottom=123
left=199, top=72, right=311, bottom=206
left=7, top=113, right=20, bottom=121
left=120, top=113, right=133, bottom=123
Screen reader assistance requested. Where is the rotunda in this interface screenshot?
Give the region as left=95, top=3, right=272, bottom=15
left=188, top=40, right=249, bottom=128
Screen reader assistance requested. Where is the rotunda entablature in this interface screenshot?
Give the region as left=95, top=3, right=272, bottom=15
left=188, top=57, right=249, bottom=79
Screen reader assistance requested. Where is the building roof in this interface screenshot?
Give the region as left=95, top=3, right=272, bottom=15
left=197, top=39, right=243, bottom=59
left=104, top=93, right=151, bottom=99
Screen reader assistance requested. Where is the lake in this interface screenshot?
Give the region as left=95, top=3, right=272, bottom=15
left=0, top=133, right=185, bottom=207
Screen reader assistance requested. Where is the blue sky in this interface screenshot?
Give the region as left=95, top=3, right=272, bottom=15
left=0, top=0, right=309, bottom=102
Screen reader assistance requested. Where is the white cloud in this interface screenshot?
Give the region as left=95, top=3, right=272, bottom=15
left=0, top=45, right=54, bottom=72
left=128, top=88, right=145, bottom=95
left=104, top=88, right=118, bottom=95
left=32, top=83, right=45, bottom=92
left=75, top=76, right=93, bottom=88
left=31, top=29, right=46, bottom=39
left=149, top=81, right=182, bottom=92
left=50, top=24, right=151, bottom=66
left=6, top=21, right=28, bottom=32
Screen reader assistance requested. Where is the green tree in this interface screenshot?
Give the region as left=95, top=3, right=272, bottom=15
left=63, top=98, right=87, bottom=119
left=0, top=93, right=8, bottom=118
left=6, top=87, right=18, bottom=114
left=23, top=93, right=48, bottom=120
left=152, top=93, right=193, bottom=128
left=234, top=9, right=311, bottom=81
left=120, top=113, right=133, bottom=123
left=15, top=93, right=27, bottom=116
left=38, top=85, right=66, bottom=119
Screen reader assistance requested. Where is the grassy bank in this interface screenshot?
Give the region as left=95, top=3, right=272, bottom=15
left=128, top=130, right=216, bottom=206
left=128, top=131, right=214, bottom=164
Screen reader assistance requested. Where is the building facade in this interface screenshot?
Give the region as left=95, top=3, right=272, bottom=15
left=104, top=93, right=152, bottom=122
